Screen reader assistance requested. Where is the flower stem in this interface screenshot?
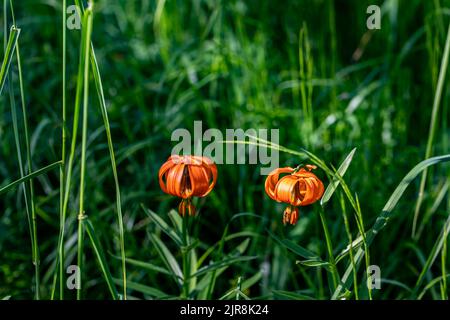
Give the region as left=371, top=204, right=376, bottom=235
left=181, top=216, right=190, bottom=299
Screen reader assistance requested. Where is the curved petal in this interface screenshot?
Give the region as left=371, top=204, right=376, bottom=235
left=299, top=178, right=316, bottom=205
left=200, top=160, right=218, bottom=197
left=298, top=175, right=325, bottom=206
left=275, top=175, right=302, bottom=206
left=165, top=164, right=186, bottom=197
left=188, top=165, right=210, bottom=197
left=293, top=168, right=318, bottom=179
left=264, top=167, right=294, bottom=201
left=158, top=158, right=177, bottom=194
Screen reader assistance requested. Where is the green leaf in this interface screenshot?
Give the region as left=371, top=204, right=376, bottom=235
left=240, top=272, right=262, bottom=291
left=268, top=230, right=320, bottom=260
left=321, top=148, right=357, bottom=206
left=296, top=259, right=331, bottom=268
left=143, top=206, right=183, bottom=247
left=233, top=238, right=251, bottom=255
left=117, top=256, right=175, bottom=278
left=73, top=0, right=127, bottom=297
left=148, top=232, right=183, bottom=286
left=0, top=26, right=20, bottom=95
left=272, top=290, right=314, bottom=300
left=113, top=279, right=170, bottom=299
left=83, top=219, right=119, bottom=300
left=418, top=274, right=450, bottom=299
left=413, top=214, right=450, bottom=296
left=335, top=235, right=364, bottom=264
left=168, top=209, right=183, bottom=235
left=190, top=255, right=257, bottom=278
left=0, top=161, right=62, bottom=195
left=333, top=154, right=450, bottom=299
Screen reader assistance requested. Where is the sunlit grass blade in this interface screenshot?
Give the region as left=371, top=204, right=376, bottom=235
left=90, top=46, right=127, bottom=300
left=321, top=148, right=357, bottom=206
left=53, top=0, right=68, bottom=300
left=411, top=214, right=450, bottom=297
left=413, top=23, right=450, bottom=237
left=296, top=260, right=330, bottom=268
left=338, top=193, right=359, bottom=299
left=14, top=20, right=40, bottom=301
left=0, top=26, right=19, bottom=95
left=4, top=5, right=41, bottom=298
left=52, top=0, right=88, bottom=299
left=76, top=2, right=94, bottom=300
left=333, top=154, right=450, bottom=299
left=272, top=290, right=315, bottom=300
left=418, top=274, right=450, bottom=300
left=74, top=0, right=127, bottom=298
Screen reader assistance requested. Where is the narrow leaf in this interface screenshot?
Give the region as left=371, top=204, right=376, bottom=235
left=83, top=219, right=119, bottom=300
left=148, top=233, right=183, bottom=286
left=0, top=161, right=61, bottom=195
left=321, top=148, right=357, bottom=206
left=143, top=206, right=183, bottom=246
left=0, top=26, right=20, bottom=95
left=268, top=230, right=320, bottom=260
left=333, top=154, right=450, bottom=299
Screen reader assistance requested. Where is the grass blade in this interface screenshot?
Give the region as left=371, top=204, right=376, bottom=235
left=320, top=148, right=357, bottom=206
left=0, top=161, right=61, bottom=195
left=74, top=0, right=127, bottom=297
left=0, top=25, right=19, bottom=95
left=76, top=3, right=94, bottom=300
left=190, top=256, right=257, bottom=278
left=83, top=218, right=119, bottom=300
left=119, top=257, right=174, bottom=277
left=142, top=206, right=183, bottom=246
left=412, top=214, right=450, bottom=296
left=413, top=23, right=450, bottom=237
left=113, top=279, right=170, bottom=299
left=268, top=230, right=321, bottom=261
left=272, top=290, right=314, bottom=300
left=333, top=154, right=450, bottom=299
left=148, top=232, right=183, bottom=286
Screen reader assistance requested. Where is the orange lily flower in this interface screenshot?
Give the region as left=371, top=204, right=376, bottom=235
left=159, top=155, right=217, bottom=216
left=265, top=164, right=324, bottom=225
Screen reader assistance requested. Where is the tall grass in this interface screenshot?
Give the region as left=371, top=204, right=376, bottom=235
left=3, top=0, right=40, bottom=300
left=0, top=0, right=449, bottom=300
left=413, top=23, right=450, bottom=238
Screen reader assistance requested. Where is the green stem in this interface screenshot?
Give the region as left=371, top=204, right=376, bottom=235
left=76, top=4, right=93, bottom=300
left=74, top=0, right=127, bottom=298
left=318, top=207, right=339, bottom=292
left=182, top=216, right=190, bottom=299
left=16, top=41, right=40, bottom=301
left=59, top=0, right=67, bottom=300
left=4, top=0, right=40, bottom=298
left=338, top=193, right=359, bottom=300
left=353, top=195, right=372, bottom=300
left=50, top=0, right=68, bottom=300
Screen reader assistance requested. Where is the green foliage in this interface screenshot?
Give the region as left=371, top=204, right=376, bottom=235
left=0, top=0, right=449, bottom=300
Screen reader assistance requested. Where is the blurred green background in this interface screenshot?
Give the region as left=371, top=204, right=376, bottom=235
left=0, top=0, right=449, bottom=299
